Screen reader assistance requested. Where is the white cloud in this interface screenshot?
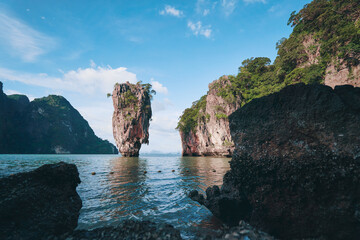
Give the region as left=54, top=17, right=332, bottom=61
left=151, top=79, right=168, bottom=95
left=243, top=0, right=266, bottom=4
left=77, top=104, right=115, bottom=144
left=203, top=9, right=210, bottom=16
left=196, top=0, right=212, bottom=16
left=159, top=5, right=183, bottom=17
left=221, top=0, right=238, bottom=16
left=141, top=108, right=182, bottom=153
left=0, top=63, right=138, bottom=95
left=90, top=59, right=96, bottom=68
left=0, top=63, right=182, bottom=153
left=0, top=11, right=55, bottom=62
left=187, top=21, right=212, bottom=38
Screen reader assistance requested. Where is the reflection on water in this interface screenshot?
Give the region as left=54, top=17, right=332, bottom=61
left=0, top=155, right=230, bottom=239
left=108, top=157, right=148, bottom=217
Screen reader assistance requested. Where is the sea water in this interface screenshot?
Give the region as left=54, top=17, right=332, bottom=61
left=0, top=154, right=230, bottom=239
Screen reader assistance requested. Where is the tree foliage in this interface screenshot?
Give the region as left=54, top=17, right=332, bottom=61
left=177, top=0, right=360, bottom=136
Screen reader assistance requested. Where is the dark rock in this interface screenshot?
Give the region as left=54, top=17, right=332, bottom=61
left=0, top=162, right=82, bottom=240
left=65, top=220, right=182, bottom=240
left=192, top=84, right=360, bottom=239
left=229, top=83, right=360, bottom=159
left=0, top=81, right=118, bottom=154
left=196, top=220, right=275, bottom=240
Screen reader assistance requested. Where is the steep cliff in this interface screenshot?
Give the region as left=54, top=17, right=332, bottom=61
left=191, top=83, right=360, bottom=239
left=178, top=77, right=241, bottom=156
left=112, top=82, right=153, bottom=157
left=178, top=0, right=360, bottom=156
left=0, top=82, right=118, bottom=154
left=281, top=0, right=360, bottom=87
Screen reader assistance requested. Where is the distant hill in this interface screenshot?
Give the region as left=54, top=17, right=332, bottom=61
left=0, top=81, right=118, bottom=154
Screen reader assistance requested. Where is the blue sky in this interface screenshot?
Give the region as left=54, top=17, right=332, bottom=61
left=0, top=0, right=311, bottom=153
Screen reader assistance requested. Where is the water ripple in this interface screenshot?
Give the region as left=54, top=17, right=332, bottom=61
left=0, top=155, right=230, bottom=239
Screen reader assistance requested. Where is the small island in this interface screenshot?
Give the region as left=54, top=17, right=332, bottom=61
left=111, top=82, right=154, bottom=157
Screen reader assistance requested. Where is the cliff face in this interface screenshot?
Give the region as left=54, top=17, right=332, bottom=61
left=191, top=83, right=360, bottom=239
left=180, top=77, right=241, bottom=157
left=229, top=83, right=360, bottom=160
left=0, top=82, right=118, bottom=154
left=178, top=0, right=360, bottom=156
left=112, top=82, right=152, bottom=157
left=300, top=35, right=360, bottom=88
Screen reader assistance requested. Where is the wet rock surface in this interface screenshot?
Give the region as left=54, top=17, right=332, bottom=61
left=191, top=84, right=360, bottom=239
left=0, top=162, right=82, bottom=240
left=61, top=220, right=182, bottom=240
left=196, top=220, right=275, bottom=240
left=112, top=82, right=152, bottom=157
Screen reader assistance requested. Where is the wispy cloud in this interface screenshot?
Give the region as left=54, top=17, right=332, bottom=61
left=196, top=0, right=212, bottom=16
left=243, top=0, right=267, bottom=4
left=221, top=0, right=238, bottom=16
left=151, top=79, right=168, bottom=95
left=159, top=5, right=183, bottom=17
left=0, top=62, right=138, bottom=95
left=0, top=11, right=55, bottom=62
left=187, top=21, right=212, bottom=38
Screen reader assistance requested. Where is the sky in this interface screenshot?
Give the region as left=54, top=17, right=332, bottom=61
left=0, top=0, right=312, bottom=153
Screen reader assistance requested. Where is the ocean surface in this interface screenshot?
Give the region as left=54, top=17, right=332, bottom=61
left=0, top=154, right=230, bottom=239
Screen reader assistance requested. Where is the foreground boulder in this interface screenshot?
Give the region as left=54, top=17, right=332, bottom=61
left=112, top=82, right=153, bottom=157
left=0, top=162, right=82, bottom=239
left=191, top=84, right=360, bottom=239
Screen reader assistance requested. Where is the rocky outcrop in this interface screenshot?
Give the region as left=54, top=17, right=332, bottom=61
left=301, top=35, right=360, bottom=88
left=325, top=62, right=360, bottom=88
left=230, top=83, right=360, bottom=159
left=68, top=220, right=182, bottom=240
left=112, top=82, right=152, bottom=157
left=191, top=83, right=360, bottom=239
left=180, top=77, right=241, bottom=157
left=0, top=82, right=118, bottom=154
left=0, top=162, right=82, bottom=239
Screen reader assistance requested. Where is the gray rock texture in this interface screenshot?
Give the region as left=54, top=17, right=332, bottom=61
left=0, top=162, right=82, bottom=240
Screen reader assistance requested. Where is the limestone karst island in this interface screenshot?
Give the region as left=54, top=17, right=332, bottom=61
left=0, top=0, right=359, bottom=239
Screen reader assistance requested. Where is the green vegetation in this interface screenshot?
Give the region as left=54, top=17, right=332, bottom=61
left=215, top=113, right=228, bottom=120
left=222, top=140, right=233, bottom=147
left=122, top=90, right=138, bottom=107
left=177, top=0, right=360, bottom=136
left=175, top=95, right=207, bottom=134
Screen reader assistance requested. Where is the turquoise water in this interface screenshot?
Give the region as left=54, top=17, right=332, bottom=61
left=0, top=154, right=230, bottom=238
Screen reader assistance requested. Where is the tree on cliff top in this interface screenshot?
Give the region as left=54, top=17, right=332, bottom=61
left=176, top=0, right=360, bottom=136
